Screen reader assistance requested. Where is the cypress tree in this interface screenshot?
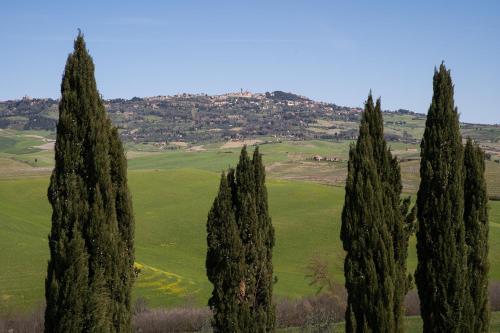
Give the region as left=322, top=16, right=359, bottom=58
left=371, top=99, right=415, bottom=332
left=415, top=64, right=466, bottom=332
left=234, top=146, right=260, bottom=331
left=206, top=173, right=245, bottom=332
left=463, top=138, right=489, bottom=332
left=45, top=32, right=131, bottom=332
left=341, top=94, right=396, bottom=332
left=253, top=147, right=276, bottom=332
left=109, top=126, right=135, bottom=331
left=206, top=147, right=275, bottom=332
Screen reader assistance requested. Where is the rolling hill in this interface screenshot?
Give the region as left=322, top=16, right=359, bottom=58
left=1, top=132, right=500, bottom=313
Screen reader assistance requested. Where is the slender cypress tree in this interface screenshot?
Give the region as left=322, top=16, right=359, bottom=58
left=46, top=32, right=131, bottom=332
left=235, top=146, right=260, bottom=331
left=415, top=64, right=466, bottom=332
left=109, top=126, right=135, bottom=331
left=371, top=99, right=414, bottom=332
left=253, top=147, right=276, bottom=332
left=463, top=138, right=489, bottom=332
left=206, top=173, right=245, bottom=332
left=341, top=94, right=396, bottom=332
left=207, top=147, right=275, bottom=332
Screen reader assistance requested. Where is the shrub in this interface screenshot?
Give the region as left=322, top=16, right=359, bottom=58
left=0, top=306, right=44, bottom=333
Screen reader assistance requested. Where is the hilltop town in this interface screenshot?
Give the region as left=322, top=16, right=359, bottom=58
left=0, top=90, right=426, bottom=144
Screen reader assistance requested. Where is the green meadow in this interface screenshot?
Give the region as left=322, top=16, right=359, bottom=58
left=1, top=130, right=500, bottom=314
left=0, top=168, right=345, bottom=312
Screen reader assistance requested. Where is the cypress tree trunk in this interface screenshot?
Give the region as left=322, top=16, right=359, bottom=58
left=463, top=138, right=489, bottom=332
left=341, top=94, right=396, bottom=333
left=206, top=173, right=245, bottom=332
left=415, top=64, right=466, bottom=332
left=45, top=33, right=132, bottom=332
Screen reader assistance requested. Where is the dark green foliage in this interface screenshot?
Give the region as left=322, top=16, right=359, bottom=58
left=342, top=94, right=407, bottom=333
left=371, top=99, right=416, bottom=332
left=206, top=173, right=245, bottom=332
left=235, top=146, right=265, bottom=332
left=109, top=126, right=135, bottom=331
left=206, top=146, right=275, bottom=332
left=45, top=33, right=134, bottom=333
left=463, top=138, right=489, bottom=332
left=253, top=147, right=276, bottom=332
left=45, top=223, right=88, bottom=332
left=416, top=64, right=466, bottom=333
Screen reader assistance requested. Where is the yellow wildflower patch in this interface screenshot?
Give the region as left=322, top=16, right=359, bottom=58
left=134, top=261, right=192, bottom=296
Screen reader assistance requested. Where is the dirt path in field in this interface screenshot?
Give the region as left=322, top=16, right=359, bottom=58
left=188, top=145, right=206, bottom=152
left=220, top=139, right=262, bottom=149
left=169, top=141, right=188, bottom=147
left=34, top=142, right=55, bottom=150
left=23, top=134, right=46, bottom=139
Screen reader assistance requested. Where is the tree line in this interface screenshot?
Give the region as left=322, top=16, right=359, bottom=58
left=45, top=33, right=488, bottom=333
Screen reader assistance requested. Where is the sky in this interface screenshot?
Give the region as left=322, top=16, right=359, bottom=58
left=1, top=1, right=499, bottom=124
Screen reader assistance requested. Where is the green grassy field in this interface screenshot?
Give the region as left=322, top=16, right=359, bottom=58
left=1, top=166, right=500, bottom=313
left=0, top=168, right=346, bottom=312
left=1, top=130, right=500, bottom=315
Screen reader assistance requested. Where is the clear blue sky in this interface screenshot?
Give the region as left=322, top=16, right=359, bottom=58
left=1, top=1, right=499, bottom=123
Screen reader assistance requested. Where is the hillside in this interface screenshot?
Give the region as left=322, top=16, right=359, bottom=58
left=2, top=92, right=499, bottom=152
left=1, top=134, right=500, bottom=313
left=0, top=92, right=361, bottom=143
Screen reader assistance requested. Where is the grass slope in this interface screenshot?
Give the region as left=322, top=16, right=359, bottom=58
left=1, top=168, right=500, bottom=313
left=1, top=133, right=499, bottom=314
left=0, top=169, right=344, bottom=312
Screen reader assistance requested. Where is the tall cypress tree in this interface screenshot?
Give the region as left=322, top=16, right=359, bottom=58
left=206, top=173, right=245, bottom=332
left=234, top=146, right=260, bottom=331
left=109, top=126, right=135, bottom=331
left=415, top=64, right=466, bottom=332
left=463, top=138, right=489, bottom=332
left=207, top=147, right=275, bottom=332
left=341, top=94, right=396, bottom=332
left=46, top=32, right=132, bottom=332
left=253, top=147, right=276, bottom=332
left=371, top=98, right=414, bottom=332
